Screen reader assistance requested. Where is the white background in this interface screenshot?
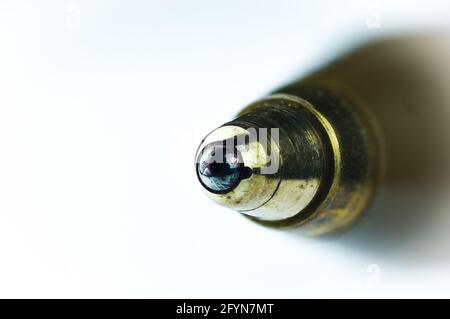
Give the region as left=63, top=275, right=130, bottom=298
left=1, top=0, right=450, bottom=298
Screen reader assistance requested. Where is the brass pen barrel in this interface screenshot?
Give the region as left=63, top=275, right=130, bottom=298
left=195, top=34, right=450, bottom=235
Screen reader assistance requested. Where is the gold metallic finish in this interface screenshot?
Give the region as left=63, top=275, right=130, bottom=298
left=195, top=47, right=382, bottom=235
left=196, top=125, right=281, bottom=212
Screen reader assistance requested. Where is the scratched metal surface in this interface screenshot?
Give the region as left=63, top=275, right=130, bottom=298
left=0, top=0, right=450, bottom=297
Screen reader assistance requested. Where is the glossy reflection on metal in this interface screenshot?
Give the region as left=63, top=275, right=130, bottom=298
left=195, top=87, right=378, bottom=235
left=195, top=125, right=282, bottom=212
left=196, top=142, right=253, bottom=194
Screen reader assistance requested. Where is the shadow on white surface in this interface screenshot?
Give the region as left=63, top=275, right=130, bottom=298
left=288, top=33, right=450, bottom=267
